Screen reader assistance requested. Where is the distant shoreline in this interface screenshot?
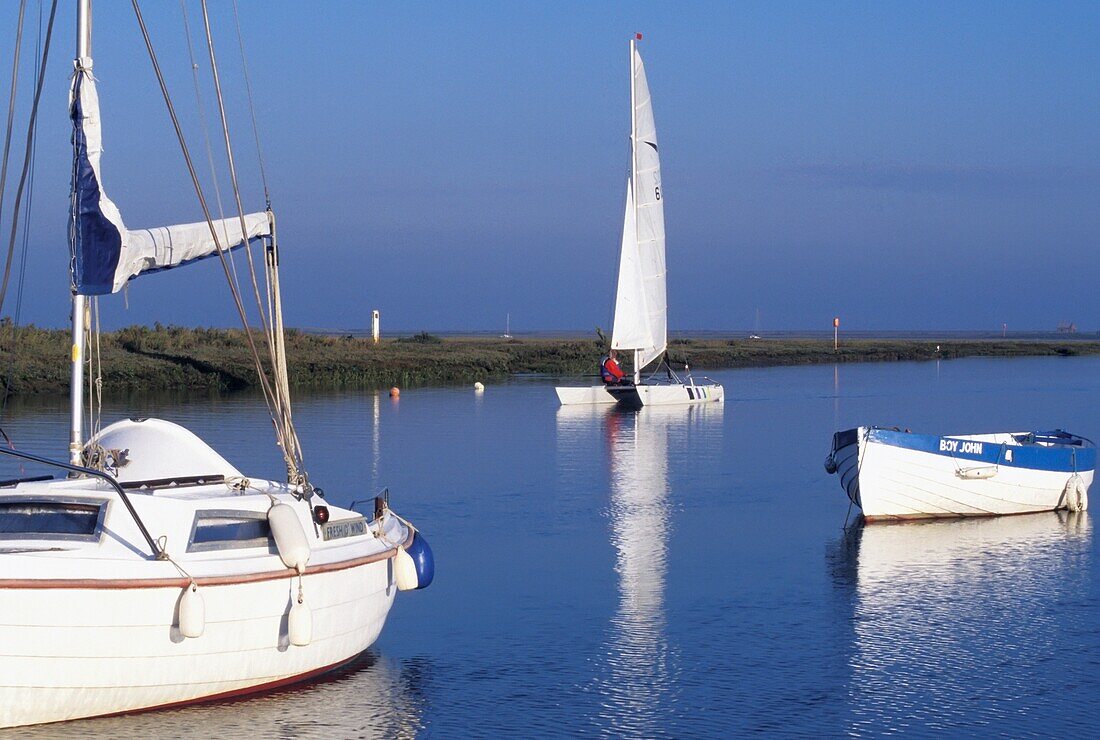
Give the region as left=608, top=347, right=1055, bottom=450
left=1, top=325, right=1098, bottom=395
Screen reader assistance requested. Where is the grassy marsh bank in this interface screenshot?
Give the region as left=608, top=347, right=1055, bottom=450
left=1, top=325, right=1098, bottom=395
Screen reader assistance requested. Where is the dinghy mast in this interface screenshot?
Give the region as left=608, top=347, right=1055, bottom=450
left=630, top=35, right=640, bottom=385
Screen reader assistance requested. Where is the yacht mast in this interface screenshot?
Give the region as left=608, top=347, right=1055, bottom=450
left=69, top=0, right=91, bottom=464
left=629, top=36, right=641, bottom=385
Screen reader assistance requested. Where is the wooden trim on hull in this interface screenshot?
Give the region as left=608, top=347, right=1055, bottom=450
left=0, top=529, right=413, bottom=590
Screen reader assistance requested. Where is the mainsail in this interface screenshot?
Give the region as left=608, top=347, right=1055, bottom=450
left=611, top=44, right=666, bottom=371
left=69, top=60, right=271, bottom=295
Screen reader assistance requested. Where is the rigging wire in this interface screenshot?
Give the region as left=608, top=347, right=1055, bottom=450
left=0, top=0, right=27, bottom=245
left=0, top=0, right=33, bottom=447
left=0, top=0, right=56, bottom=317
left=1, top=0, right=42, bottom=427
left=197, top=1, right=278, bottom=364
left=179, top=0, right=241, bottom=291
left=231, top=0, right=270, bottom=207
left=129, top=0, right=304, bottom=484
left=198, top=0, right=303, bottom=478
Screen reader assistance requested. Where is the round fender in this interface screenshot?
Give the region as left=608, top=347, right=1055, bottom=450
left=178, top=582, right=205, bottom=639
left=396, top=531, right=434, bottom=591
left=268, top=503, right=311, bottom=574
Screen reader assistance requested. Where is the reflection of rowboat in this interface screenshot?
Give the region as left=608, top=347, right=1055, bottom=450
left=830, top=512, right=1091, bottom=732
left=825, top=427, right=1094, bottom=521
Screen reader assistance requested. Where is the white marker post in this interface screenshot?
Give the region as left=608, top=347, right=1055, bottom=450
left=372, top=310, right=380, bottom=344
left=833, top=317, right=840, bottom=352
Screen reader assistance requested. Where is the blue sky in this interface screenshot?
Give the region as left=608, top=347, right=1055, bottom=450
left=1, top=1, right=1099, bottom=333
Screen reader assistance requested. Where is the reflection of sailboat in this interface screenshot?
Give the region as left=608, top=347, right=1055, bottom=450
left=830, top=513, right=1092, bottom=732
left=557, top=403, right=719, bottom=734
left=554, top=36, right=722, bottom=407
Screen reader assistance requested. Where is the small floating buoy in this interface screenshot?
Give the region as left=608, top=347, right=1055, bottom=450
left=179, top=582, right=205, bottom=638
left=395, top=531, right=435, bottom=591
left=389, top=386, right=400, bottom=398
left=288, top=589, right=313, bottom=647
left=474, top=382, right=485, bottom=392
left=268, top=503, right=311, bottom=574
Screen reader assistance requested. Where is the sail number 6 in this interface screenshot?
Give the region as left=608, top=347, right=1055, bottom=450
left=654, top=186, right=661, bottom=200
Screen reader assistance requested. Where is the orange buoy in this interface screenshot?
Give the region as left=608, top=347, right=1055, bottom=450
left=389, top=387, right=400, bottom=398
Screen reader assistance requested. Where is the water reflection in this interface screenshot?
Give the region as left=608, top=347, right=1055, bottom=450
left=831, top=513, right=1093, bottom=735
left=7, top=651, right=430, bottom=739
left=557, top=403, right=721, bottom=735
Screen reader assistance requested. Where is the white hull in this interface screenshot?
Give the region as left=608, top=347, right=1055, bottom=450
left=610, top=382, right=723, bottom=407
left=829, top=427, right=1095, bottom=520
left=0, top=418, right=425, bottom=729
left=0, top=558, right=396, bottom=727
left=556, top=382, right=722, bottom=407
left=555, top=385, right=617, bottom=405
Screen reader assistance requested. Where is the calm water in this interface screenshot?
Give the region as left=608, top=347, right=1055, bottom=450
left=3, top=356, right=1100, bottom=737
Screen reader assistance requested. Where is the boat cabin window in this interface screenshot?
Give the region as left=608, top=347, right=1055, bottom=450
left=188, top=510, right=275, bottom=553
left=0, top=498, right=107, bottom=542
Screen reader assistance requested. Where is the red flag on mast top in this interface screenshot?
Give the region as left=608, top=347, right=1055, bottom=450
left=635, top=33, right=643, bottom=40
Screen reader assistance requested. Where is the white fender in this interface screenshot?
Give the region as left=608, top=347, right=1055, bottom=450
left=288, top=596, right=312, bottom=647
left=394, top=547, right=419, bottom=591
left=956, top=466, right=998, bottom=480
left=179, top=582, right=205, bottom=639
left=1064, top=475, right=1089, bottom=512
left=268, top=503, right=311, bottom=574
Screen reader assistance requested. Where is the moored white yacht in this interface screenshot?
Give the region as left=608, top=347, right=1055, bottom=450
left=554, top=35, right=722, bottom=408
left=0, top=1, right=432, bottom=728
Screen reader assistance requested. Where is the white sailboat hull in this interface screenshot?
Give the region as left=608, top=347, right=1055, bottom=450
left=555, top=386, right=618, bottom=405
left=0, top=558, right=396, bottom=728
left=556, top=382, right=722, bottom=407
left=827, top=427, right=1095, bottom=521
left=0, top=418, right=430, bottom=729
left=611, top=383, right=723, bottom=407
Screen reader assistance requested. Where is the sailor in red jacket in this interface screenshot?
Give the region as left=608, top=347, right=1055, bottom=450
left=599, top=349, right=627, bottom=385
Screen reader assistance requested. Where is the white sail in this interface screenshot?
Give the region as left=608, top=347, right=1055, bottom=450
left=610, top=44, right=666, bottom=371
left=611, top=178, right=649, bottom=352
left=70, top=60, right=271, bottom=295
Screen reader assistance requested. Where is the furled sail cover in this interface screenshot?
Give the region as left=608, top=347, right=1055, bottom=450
left=69, top=59, right=271, bottom=295
left=611, top=47, right=666, bottom=371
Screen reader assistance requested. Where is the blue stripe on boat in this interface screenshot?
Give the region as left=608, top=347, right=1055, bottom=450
left=867, top=428, right=1095, bottom=473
